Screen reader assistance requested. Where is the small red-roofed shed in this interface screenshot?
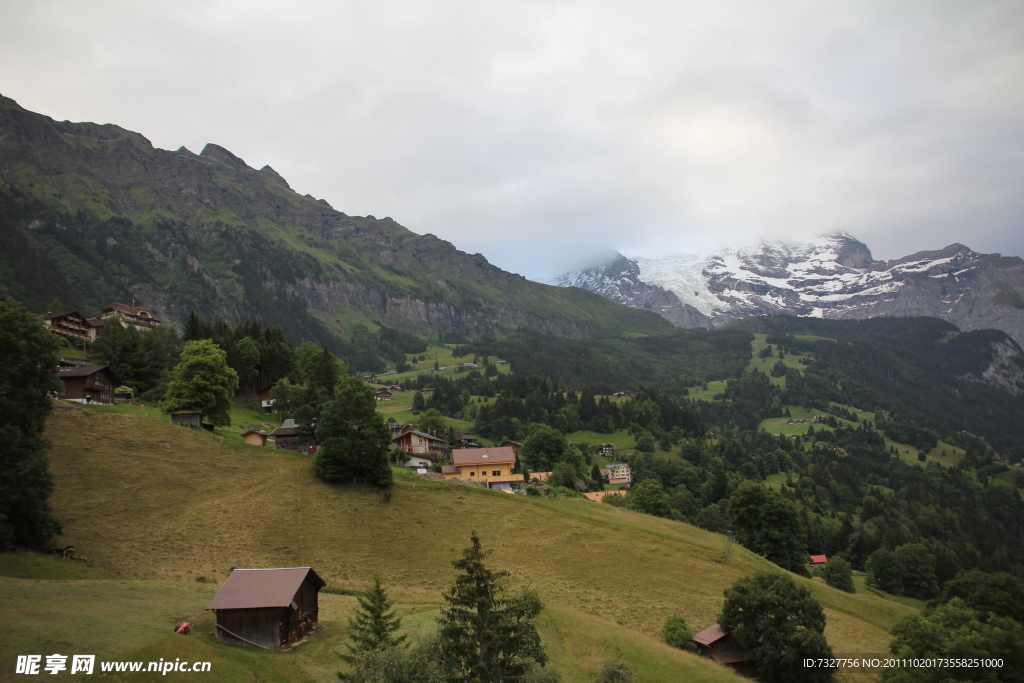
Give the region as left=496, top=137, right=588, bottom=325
left=809, top=555, right=828, bottom=567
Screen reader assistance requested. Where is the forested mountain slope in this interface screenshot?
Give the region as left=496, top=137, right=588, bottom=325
left=471, top=316, right=1024, bottom=459
left=0, top=95, right=670, bottom=343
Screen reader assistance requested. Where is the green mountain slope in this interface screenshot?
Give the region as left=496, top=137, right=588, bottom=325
left=725, top=316, right=1024, bottom=457
left=0, top=95, right=670, bottom=341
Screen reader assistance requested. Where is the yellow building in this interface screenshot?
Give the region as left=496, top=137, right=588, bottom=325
left=442, top=447, right=523, bottom=490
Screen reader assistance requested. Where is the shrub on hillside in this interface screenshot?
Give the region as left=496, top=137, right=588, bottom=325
left=662, top=615, right=696, bottom=651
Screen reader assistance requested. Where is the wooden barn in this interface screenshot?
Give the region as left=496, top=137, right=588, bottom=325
left=692, top=623, right=755, bottom=677
left=206, top=567, right=326, bottom=649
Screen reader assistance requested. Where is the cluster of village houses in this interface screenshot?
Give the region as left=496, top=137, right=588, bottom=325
left=238, top=417, right=634, bottom=500
left=39, top=301, right=635, bottom=498
left=39, top=303, right=161, bottom=404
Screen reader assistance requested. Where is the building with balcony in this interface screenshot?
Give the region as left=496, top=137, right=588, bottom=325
left=443, top=447, right=523, bottom=490
left=56, top=363, right=118, bottom=404
left=39, top=310, right=96, bottom=342
left=605, top=463, right=632, bottom=485
left=101, top=302, right=162, bottom=330
left=392, top=428, right=448, bottom=461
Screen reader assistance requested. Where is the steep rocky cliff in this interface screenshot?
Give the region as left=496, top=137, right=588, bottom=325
left=0, top=95, right=670, bottom=341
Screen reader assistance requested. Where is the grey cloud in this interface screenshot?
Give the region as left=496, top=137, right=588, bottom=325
left=1, top=0, right=1022, bottom=278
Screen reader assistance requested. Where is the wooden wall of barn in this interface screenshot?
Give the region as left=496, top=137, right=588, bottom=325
left=213, top=607, right=286, bottom=650
left=285, top=579, right=321, bottom=643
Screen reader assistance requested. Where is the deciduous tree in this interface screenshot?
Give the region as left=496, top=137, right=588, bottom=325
left=161, top=340, right=239, bottom=427
left=720, top=572, right=834, bottom=683
left=522, top=423, right=567, bottom=472
left=882, top=598, right=1024, bottom=683
left=895, top=544, right=939, bottom=600
left=626, top=479, right=673, bottom=518
left=818, top=557, right=855, bottom=593
left=730, top=481, right=808, bottom=574
left=866, top=548, right=903, bottom=595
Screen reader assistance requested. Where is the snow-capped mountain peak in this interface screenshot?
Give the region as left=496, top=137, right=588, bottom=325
left=552, top=234, right=1024, bottom=346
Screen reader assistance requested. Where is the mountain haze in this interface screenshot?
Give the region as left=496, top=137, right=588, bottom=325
left=0, top=95, right=670, bottom=344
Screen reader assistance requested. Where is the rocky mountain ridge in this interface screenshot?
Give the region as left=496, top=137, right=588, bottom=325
left=554, top=233, right=1024, bottom=346
left=0, top=95, right=670, bottom=345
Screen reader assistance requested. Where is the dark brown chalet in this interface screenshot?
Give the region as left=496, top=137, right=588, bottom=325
left=206, top=567, right=326, bottom=649
left=39, top=310, right=95, bottom=342
left=56, top=364, right=119, bottom=404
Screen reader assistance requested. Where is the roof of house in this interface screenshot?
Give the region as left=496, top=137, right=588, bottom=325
left=205, top=567, right=326, bottom=610
left=451, top=447, right=516, bottom=466
left=241, top=429, right=267, bottom=437
left=103, top=302, right=154, bottom=316
left=582, top=490, right=627, bottom=501
left=810, top=555, right=828, bottom=564
left=40, top=310, right=86, bottom=320
left=396, top=429, right=448, bottom=444
left=56, top=363, right=112, bottom=378
left=693, top=623, right=730, bottom=646
left=500, top=440, right=523, bottom=447
left=530, top=471, right=552, bottom=481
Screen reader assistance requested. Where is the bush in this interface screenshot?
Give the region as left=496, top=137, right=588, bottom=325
left=662, top=615, right=696, bottom=651
left=818, top=557, right=855, bottom=593
left=593, top=661, right=632, bottom=683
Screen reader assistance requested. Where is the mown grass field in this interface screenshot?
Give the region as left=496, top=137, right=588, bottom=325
left=0, top=410, right=920, bottom=682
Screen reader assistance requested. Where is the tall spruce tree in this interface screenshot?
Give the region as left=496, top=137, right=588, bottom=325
left=340, top=576, right=407, bottom=677
left=437, top=532, right=548, bottom=682
left=0, top=299, right=63, bottom=547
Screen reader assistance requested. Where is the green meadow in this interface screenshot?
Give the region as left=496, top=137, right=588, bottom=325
left=0, top=409, right=920, bottom=682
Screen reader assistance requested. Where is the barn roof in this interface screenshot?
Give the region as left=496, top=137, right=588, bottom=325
left=451, top=447, right=516, bottom=466
left=56, top=363, right=111, bottom=378
left=693, top=623, right=730, bottom=646
left=810, top=554, right=828, bottom=564
left=206, top=567, right=326, bottom=610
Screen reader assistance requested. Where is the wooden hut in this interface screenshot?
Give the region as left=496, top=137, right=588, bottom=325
left=206, top=567, right=326, bottom=649
left=170, top=411, right=202, bottom=428
left=241, top=429, right=268, bottom=446
left=692, top=623, right=755, bottom=677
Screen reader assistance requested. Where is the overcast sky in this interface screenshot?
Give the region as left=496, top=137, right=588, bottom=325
left=2, top=0, right=1022, bottom=279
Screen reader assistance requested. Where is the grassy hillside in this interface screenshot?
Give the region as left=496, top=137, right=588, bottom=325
left=0, top=409, right=921, bottom=681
